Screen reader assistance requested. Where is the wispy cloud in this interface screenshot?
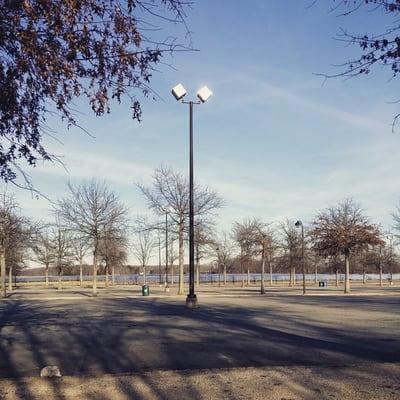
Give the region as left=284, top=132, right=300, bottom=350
left=30, top=149, right=155, bottom=186
left=213, top=70, right=388, bottom=132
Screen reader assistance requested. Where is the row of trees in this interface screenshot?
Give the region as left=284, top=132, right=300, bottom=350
left=1, top=166, right=400, bottom=297
left=136, top=167, right=399, bottom=294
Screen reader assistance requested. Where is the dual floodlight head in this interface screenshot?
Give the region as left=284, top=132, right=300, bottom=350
left=171, top=83, right=213, bottom=103
left=295, top=220, right=303, bottom=228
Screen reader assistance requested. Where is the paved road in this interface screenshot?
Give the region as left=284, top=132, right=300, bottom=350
left=0, top=290, right=399, bottom=378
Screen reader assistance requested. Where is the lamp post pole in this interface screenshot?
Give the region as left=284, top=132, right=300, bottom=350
left=186, top=100, right=197, bottom=307
left=295, top=220, right=306, bottom=295
left=301, top=224, right=305, bottom=295
left=165, top=211, right=169, bottom=290
left=387, top=233, right=394, bottom=284
left=171, top=83, right=212, bottom=308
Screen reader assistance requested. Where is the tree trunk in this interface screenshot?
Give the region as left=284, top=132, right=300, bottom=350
left=293, top=267, right=296, bottom=285
left=1, top=247, right=6, bottom=298
left=196, top=260, right=200, bottom=287
left=143, top=265, right=146, bottom=285
left=241, top=248, right=244, bottom=288
left=247, top=267, right=250, bottom=285
left=336, top=270, right=339, bottom=287
left=260, top=246, right=265, bottom=294
left=195, top=243, right=200, bottom=287
left=8, top=265, right=12, bottom=291
left=45, top=263, right=49, bottom=286
left=363, top=269, right=366, bottom=284
left=380, top=265, right=383, bottom=287
left=171, top=262, right=174, bottom=285
left=92, top=248, right=98, bottom=297
left=289, top=264, right=292, bottom=287
left=223, top=264, right=227, bottom=285
left=344, top=253, right=350, bottom=293
left=269, top=258, right=273, bottom=286
left=58, top=268, right=62, bottom=290
left=105, top=264, right=109, bottom=288
left=112, top=265, right=115, bottom=285
left=314, top=263, right=318, bottom=285
left=79, top=263, right=83, bottom=286
left=178, top=224, right=184, bottom=295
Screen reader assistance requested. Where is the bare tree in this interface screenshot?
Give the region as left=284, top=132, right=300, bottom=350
left=280, top=219, right=300, bottom=287
left=232, top=219, right=259, bottom=287
left=98, top=234, right=128, bottom=287
left=363, top=244, right=389, bottom=286
left=0, top=191, right=31, bottom=297
left=50, top=219, right=73, bottom=290
left=132, top=217, right=154, bottom=285
left=56, top=179, right=128, bottom=296
left=71, top=235, right=90, bottom=286
left=32, top=224, right=55, bottom=286
left=252, top=221, right=276, bottom=294
left=215, top=231, right=234, bottom=285
left=310, top=198, right=382, bottom=293
left=393, top=200, right=400, bottom=241
left=194, top=219, right=215, bottom=287
left=137, top=165, right=223, bottom=294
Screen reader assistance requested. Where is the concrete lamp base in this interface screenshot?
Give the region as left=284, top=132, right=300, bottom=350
left=185, top=295, right=198, bottom=309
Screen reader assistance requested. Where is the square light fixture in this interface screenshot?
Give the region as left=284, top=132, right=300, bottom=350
left=171, top=84, right=187, bottom=101
left=197, top=86, right=213, bottom=103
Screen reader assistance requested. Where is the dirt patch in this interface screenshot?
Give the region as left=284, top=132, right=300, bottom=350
left=1, top=363, right=399, bottom=400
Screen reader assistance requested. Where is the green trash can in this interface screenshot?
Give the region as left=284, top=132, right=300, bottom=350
left=142, top=284, right=149, bottom=296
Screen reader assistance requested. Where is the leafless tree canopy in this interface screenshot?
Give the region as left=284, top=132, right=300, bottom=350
left=0, top=0, right=191, bottom=185
left=0, top=191, right=31, bottom=271
left=232, top=219, right=259, bottom=258
left=214, top=231, right=234, bottom=268
left=56, top=179, right=128, bottom=295
left=392, top=200, right=400, bottom=239
left=132, top=217, right=154, bottom=268
left=56, top=179, right=128, bottom=247
left=71, top=234, right=91, bottom=266
left=310, top=198, right=382, bottom=257
left=51, top=219, right=73, bottom=275
left=137, top=166, right=224, bottom=225
left=319, top=1, right=400, bottom=126
left=137, top=165, right=223, bottom=293
left=98, top=235, right=128, bottom=270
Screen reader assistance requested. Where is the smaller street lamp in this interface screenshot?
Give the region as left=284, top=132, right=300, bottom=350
left=386, top=232, right=395, bottom=284
left=295, top=220, right=306, bottom=295
left=216, top=246, right=221, bottom=287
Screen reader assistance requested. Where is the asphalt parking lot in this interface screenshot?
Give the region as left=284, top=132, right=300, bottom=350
left=1, top=284, right=399, bottom=379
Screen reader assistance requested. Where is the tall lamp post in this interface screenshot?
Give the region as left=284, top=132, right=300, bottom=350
left=172, top=84, right=213, bottom=308
left=295, top=220, right=306, bottom=295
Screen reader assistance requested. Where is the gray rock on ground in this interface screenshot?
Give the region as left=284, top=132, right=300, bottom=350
left=40, top=366, right=62, bottom=378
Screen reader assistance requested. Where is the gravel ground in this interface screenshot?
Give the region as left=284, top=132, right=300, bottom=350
left=0, top=363, right=399, bottom=400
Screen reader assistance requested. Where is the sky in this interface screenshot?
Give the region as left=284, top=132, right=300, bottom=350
left=6, top=1, right=400, bottom=263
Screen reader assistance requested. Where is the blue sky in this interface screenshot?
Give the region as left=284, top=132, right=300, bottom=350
left=8, top=1, right=400, bottom=262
